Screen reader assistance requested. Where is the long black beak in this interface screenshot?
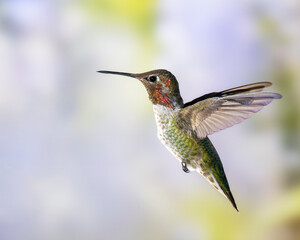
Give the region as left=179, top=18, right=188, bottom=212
left=97, top=70, right=137, bottom=78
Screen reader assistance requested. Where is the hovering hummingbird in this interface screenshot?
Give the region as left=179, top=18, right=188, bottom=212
left=98, top=69, right=282, bottom=211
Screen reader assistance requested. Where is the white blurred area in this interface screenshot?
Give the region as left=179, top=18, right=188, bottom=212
left=0, top=0, right=299, bottom=240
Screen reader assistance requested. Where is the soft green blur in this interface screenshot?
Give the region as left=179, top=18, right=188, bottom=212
left=0, top=0, right=299, bottom=240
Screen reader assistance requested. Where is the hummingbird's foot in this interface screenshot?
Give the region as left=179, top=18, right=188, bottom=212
left=181, top=161, right=190, bottom=173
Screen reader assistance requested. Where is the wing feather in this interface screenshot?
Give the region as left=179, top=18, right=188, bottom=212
left=177, top=83, right=281, bottom=139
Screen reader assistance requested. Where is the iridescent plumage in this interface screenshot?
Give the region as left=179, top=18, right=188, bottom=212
left=99, top=69, right=282, bottom=211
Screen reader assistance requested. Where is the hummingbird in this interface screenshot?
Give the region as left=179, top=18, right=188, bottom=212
left=98, top=69, right=282, bottom=211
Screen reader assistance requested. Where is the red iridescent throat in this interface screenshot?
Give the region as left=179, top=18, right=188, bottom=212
left=153, top=79, right=173, bottom=108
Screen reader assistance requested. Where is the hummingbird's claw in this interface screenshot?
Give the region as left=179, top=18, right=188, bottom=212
left=181, top=161, right=190, bottom=173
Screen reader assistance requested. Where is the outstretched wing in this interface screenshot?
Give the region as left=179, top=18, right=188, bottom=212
left=177, top=82, right=282, bottom=139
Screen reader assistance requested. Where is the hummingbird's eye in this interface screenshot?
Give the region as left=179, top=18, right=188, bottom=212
left=148, top=76, right=157, bottom=82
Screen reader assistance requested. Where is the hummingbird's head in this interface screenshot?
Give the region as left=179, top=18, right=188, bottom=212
left=98, top=69, right=184, bottom=109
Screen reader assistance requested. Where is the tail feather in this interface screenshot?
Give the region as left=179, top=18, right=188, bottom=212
left=196, top=137, right=239, bottom=211
left=220, top=184, right=239, bottom=212
left=202, top=169, right=239, bottom=212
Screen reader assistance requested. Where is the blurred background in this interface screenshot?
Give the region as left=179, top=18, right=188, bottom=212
left=0, top=0, right=300, bottom=239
